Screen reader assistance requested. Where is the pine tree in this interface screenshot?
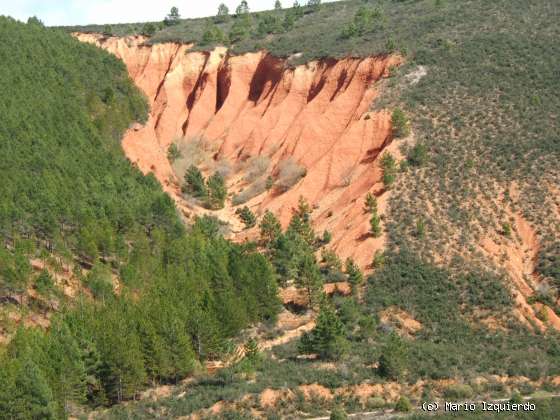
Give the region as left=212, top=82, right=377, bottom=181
left=296, top=253, right=323, bottom=308
left=345, top=258, right=363, bottom=285
left=164, top=7, right=181, bottom=26
left=364, top=192, right=377, bottom=213
left=381, top=152, right=397, bottom=188
left=370, top=213, right=382, bottom=237
left=287, top=196, right=315, bottom=245
left=216, top=3, right=230, bottom=23
left=298, top=303, right=348, bottom=360
left=236, top=0, right=250, bottom=15
left=47, top=321, right=87, bottom=413
left=236, top=206, right=257, bottom=229
left=259, top=210, right=282, bottom=245
left=12, top=356, right=57, bottom=419
left=206, top=172, right=227, bottom=209
left=378, top=333, right=407, bottom=380
left=183, top=165, right=207, bottom=198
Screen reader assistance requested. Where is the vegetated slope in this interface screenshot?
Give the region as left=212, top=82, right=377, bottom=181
left=75, top=33, right=402, bottom=268
left=0, top=17, right=280, bottom=418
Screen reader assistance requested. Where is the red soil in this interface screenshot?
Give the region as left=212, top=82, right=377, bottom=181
left=76, top=34, right=401, bottom=268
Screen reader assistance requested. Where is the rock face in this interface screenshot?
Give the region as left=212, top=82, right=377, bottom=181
left=76, top=33, right=401, bottom=267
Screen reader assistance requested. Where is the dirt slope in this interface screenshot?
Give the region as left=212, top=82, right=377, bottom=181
left=76, top=34, right=401, bottom=267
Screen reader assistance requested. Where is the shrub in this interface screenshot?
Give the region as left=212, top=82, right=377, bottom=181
left=215, top=3, right=230, bottom=23
left=206, top=172, right=227, bottom=209
left=378, top=333, right=407, bottom=380
left=298, top=303, right=348, bottom=360
left=35, top=270, right=54, bottom=294
left=394, top=396, right=412, bottom=412
left=167, top=143, right=182, bottom=163
left=244, top=156, right=270, bottom=182
left=183, top=165, right=207, bottom=198
left=345, top=258, right=363, bottom=285
left=164, top=7, right=180, bottom=26
left=142, top=23, right=157, bottom=36
left=372, top=250, right=386, bottom=269
left=502, top=222, right=512, bottom=237
left=391, top=108, right=410, bottom=138
left=408, top=144, right=428, bottom=166
left=380, top=152, right=397, bottom=188
left=277, top=158, right=307, bottom=192
left=236, top=206, right=257, bottom=229
left=367, top=397, right=386, bottom=409
left=415, top=219, right=426, bottom=238
left=232, top=177, right=267, bottom=205
left=364, top=192, right=377, bottom=213
left=330, top=406, right=348, bottom=420
left=443, top=384, right=474, bottom=399
left=370, top=213, right=382, bottom=237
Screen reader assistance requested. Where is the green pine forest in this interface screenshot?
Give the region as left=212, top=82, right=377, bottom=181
left=0, top=17, right=280, bottom=418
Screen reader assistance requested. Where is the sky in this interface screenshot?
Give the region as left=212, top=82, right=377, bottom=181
left=1, top=0, right=331, bottom=26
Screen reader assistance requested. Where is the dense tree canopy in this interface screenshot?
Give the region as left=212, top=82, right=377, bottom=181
left=0, top=17, right=280, bottom=417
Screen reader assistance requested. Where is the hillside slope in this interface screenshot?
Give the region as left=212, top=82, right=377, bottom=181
left=76, top=33, right=403, bottom=268
left=0, top=17, right=280, bottom=419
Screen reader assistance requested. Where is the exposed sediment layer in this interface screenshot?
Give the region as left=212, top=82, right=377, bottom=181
left=76, top=33, right=402, bottom=267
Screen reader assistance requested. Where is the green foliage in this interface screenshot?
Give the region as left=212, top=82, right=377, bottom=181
left=275, top=0, right=283, bottom=10
left=142, top=22, right=157, bottom=36
left=286, top=196, right=315, bottom=245
left=537, top=243, right=560, bottom=288
left=378, top=333, right=408, bottom=380
left=407, top=143, right=428, bottom=167
left=35, top=270, right=54, bottom=295
left=391, top=108, right=410, bottom=138
left=259, top=210, right=282, bottom=245
left=167, top=143, right=182, bottom=162
left=215, top=3, right=230, bottom=23
left=502, top=222, right=512, bottom=238
left=345, top=258, right=363, bottom=286
left=244, top=338, right=259, bottom=360
left=296, top=253, right=323, bottom=308
left=330, top=406, right=348, bottom=420
left=164, top=7, right=180, bottom=26
left=299, top=303, right=348, bottom=360
left=341, top=5, right=384, bottom=39
left=380, top=152, right=397, bottom=188
left=415, top=218, right=426, bottom=238
left=202, top=21, right=226, bottom=45
left=364, top=192, right=378, bottom=213
left=0, top=19, right=281, bottom=416
left=206, top=172, right=227, bottom=209
left=443, top=384, right=474, bottom=399
left=0, top=17, right=172, bottom=267
left=85, top=262, right=114, bottom=301
left=236, top=206, right=257, bottom=229
left=236, top=0, right=250, bottom=15
left=394, top=396, right=412, bottom=412
left=183, top=165, right=208, bottom=198
left=372, top=250, right=386, bottom=269
left=370, top=213, right=382, bottom=237
left=257, top=13, right=283, bottom=37
left=321, top=230, right=332, bottom=244
left=229, top=14, right=252, bottom=43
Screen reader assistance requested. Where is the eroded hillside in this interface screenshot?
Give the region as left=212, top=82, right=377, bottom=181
left=77, top=33, right=403, bottom=268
